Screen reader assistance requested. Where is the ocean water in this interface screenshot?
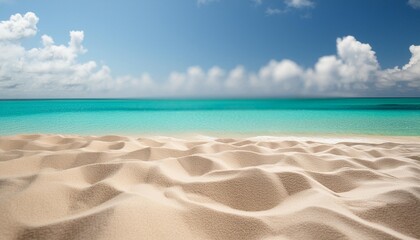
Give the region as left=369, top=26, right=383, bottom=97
left=0, top=98, right=419, bottom=136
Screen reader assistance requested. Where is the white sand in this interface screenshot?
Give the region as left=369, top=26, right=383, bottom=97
left=0, top=134, right=419, bottom=239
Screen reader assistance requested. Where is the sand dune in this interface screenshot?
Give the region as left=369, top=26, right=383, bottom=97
left=0, top=134, right=419, bottom=240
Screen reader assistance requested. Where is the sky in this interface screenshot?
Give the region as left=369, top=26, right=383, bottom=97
left=0, top=0, right=419, bottom=98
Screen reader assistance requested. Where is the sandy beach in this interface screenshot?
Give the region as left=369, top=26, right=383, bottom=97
left=0, top=134, right=419, bottom=240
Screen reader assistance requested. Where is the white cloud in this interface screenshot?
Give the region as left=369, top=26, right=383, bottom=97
left=226, top=65, right=246, bottom=88
left=207, top=66, right=225, bottom=88
left=305, top=36, right=379, bottom=92
left=197, top=0, right=313, bottom=16
left=0, top=12, right=38, bottom=41
left=167, top=66, right=226, bottom=95
left=408, top=0, right=420, bottom=9
left=265, top=0, right=314, bottom=16
left=167, top=66, right=206, bottom=93
left=160, top=36, right=419, bottom=97
left=260, top=59, right=303, bottom=83
left=112, top=73, right=156, bottom=97
left=266, top=8, right=286, bottom=15
left=285, top=0, right=314, bottom=8
left=0, top=12, right=118, bottom=97
left=255, top=60, right=303, bottom=93
left=168, top=72, right=186, bottom=92
left=0, top=12, right=419, bottom=98
left=377, top=45, right=420, bottom=88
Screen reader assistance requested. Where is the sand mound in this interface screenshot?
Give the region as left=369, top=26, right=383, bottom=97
left=0, top=134, right=419, bottom=239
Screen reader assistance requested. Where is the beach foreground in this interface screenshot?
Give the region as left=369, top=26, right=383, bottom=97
left=0, top=134, right=419, bottom=240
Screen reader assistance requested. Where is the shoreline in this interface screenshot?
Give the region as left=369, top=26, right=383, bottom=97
left=3, top=132, right=420, bottom=143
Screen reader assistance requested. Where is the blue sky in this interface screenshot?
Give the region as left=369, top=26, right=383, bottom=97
left=0, top=0, right=419, bottom=98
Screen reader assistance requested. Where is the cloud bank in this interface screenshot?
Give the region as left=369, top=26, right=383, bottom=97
left=0, top=12, right=419, bottom=98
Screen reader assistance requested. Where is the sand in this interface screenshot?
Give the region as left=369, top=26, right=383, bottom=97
left=0, top=134, right=419, bottom=240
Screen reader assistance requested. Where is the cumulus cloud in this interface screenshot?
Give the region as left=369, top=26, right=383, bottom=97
left=0, top=12, right=38, bottom=41
left=408, top=0, right=420, bottom=9
left=378, top=45, right=420, bottom=89
left=0, top=12, right=122, bottom=97
left=0, top=12, right=419, bottom=98
left=225, top=66, right=246, bottom=89
left=158, top=36, right=419, bottom=97
left=305, top=36, right=379, bottom=93
left=167, top=66, right=226, bottom=95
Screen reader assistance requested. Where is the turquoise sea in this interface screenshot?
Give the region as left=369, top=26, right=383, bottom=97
left=0, top=98, right=419, bottom=136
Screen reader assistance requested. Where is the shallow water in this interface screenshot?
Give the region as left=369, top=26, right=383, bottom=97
left=0, top=98, right=419, bottom=136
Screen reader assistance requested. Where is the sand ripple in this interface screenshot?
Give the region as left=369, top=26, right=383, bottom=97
left=0, top=134, right=419, bottom=239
